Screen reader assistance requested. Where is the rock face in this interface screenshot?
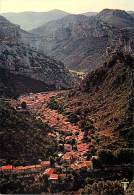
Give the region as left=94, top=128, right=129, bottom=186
left=97, top=9, right=134, bottom=28
left=0, top=15, right=74, bottom=96
left=31, top=9, right=134, bottom=72
left=31, top=14, right=111, bottom=72
left=0, top=15, right=20, bottom=42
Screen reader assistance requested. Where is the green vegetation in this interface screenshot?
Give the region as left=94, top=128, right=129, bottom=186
left=0, top=100, right=57, bottom=165
left=68, top=113, right=79, bottom=123
left=80, top=180, right=124, bottom=195
left=47, top=97, right=64, bottom=113
left=97, top=148, right=134, bottom=165
left=80, top=120, right=94, bottom=132
left=21, top=101, right=27, bottom=109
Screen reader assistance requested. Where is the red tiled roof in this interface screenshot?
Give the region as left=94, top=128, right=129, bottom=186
left=59, top=174, right=66, bottom=179
left=43, top=168, right=55, bottom=175
left=62, top=151, right=77, bottom=160
left=71, top=161, right=92, bottom=170
left=49, top=174, right=58, bottom=180
left=41, top=161, right=50, bottom=167
left=13, top=166, right=25, bottom=171
left=1, top=165, right=13, bottom=170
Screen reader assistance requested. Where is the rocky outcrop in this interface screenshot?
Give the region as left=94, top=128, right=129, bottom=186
left=0, top=15, right=20, bottom=42
left=31, top=9, right=134, bottom=72
left=0, top=15, right=74, bottom=96
left=31, top=14, right=111, bottom=71
left=97, top=9, right=134, bottom=28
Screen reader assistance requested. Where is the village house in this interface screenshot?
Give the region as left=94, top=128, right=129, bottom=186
left=91, top=156, right=99, bottom=161
left=59, top=173, right=66, bottom=182
left=71, top=161, right=93, bottom=171
left=62, top=152, right=78, bottom=164
left=77, top=143, right=88, bottom=154
left=0, top=165, right=13, bottom=173
left=40, top=161, right=50, bottom=168
left=43, top=168, right=55, bottom=176
left=49, top=174, right=58, bottom=184
left=64, top=144, right=72, bottom=152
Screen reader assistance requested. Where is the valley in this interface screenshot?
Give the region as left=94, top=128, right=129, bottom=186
left=0, top=5, right=134, bottom=195
left=0, top=84, right=133, bottom=193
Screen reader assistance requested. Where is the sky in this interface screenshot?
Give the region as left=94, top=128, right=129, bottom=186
left=0, top=0, right=133, bottom=13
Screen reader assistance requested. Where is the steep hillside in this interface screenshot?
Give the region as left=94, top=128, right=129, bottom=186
left=0, top=99, right=56, bottom=165
left=58, top=50, right=134, bottom=143
left=0, top=15, right=20, bottom=41
left=31, top=14, right=111, bottom=71
left=97, top=9, right=134, bottom=28
left=31, top=9, right=134, bottom=72
left=2, top=10, right=70, bottom=31
left=0, top=15, right=74, bottom=95
left=0, top=67, right=55, bottom=98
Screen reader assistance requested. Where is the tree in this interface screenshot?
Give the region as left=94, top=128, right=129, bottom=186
left=50, top=157, right=55, bottom=167
left=80, top=180, right=124, bottom=195
left=43, top=175, right=49, bottom=192
left=68, top=113, right=79, bottom=124
left=114, top=148, right=134, bottom=164
left=97, top=149, right=115, bottom=165
left=21, top=101, right=27, bottom=109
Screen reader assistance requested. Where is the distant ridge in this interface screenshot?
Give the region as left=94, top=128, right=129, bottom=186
left=2, top=10, right=70, bottom=31
left=30, top=9, right=134, bottom=72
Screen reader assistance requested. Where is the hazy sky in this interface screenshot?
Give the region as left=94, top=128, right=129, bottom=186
left=0, top=0, right=133, bottom=13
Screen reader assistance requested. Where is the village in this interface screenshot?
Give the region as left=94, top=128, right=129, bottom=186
left=0, top=91, right=132, bottom=193
left=0, top=92, right=99, bottom=187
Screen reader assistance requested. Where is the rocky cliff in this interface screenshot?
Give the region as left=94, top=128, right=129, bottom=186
left=0, top=15, right=20, bottom=42
left=31, top=9, right=134, bottom=72
left=31, top=14, right=111, bottom=71
left=0, top=15, right=74, bottom=97
left=97, top=9, right=134, bottom=28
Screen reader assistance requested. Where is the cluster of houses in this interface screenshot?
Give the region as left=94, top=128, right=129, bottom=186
left=0, top=161, right=50, bottom=174
left=0, top=153, right=95, bottom=183
left=7, top=93, right=99, bottom=185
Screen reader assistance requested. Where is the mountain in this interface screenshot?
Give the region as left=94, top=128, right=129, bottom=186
left=2, top=10, right=70, bottom=31
left=128, top=11, right=134, bottom=18
left=0, top=15, right=74, bottom=96
left=31, top=14, right=111, bottom=72
left=31, top=9, right=134, bottom=72
left=82, top=12, right=97, bottom=16
left=97, top=9, right=134, bottom=28
left=61, top=49, right=134, bottom=143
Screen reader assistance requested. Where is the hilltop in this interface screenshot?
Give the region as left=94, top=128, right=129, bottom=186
left=2, top=10, right=70, bottom=31
left=97, top=9, right=134, bottom=28
left=31, top=9, right=134, bottom=72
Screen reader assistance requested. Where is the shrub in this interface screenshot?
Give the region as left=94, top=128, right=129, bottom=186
left=47, top=98, right=59, bottom=110
left=80, top=180, right=124, bottom=195
left=114, top=148, right=134, bottom=164
left=80, top=120, right=94, bottom=132
left=21, top=101, right=27, bottom=109
left=68, top=113, right=79, bottom=124
left=97, top=149, right=115, bottom=165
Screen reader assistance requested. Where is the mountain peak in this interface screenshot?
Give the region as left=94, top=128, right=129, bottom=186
left=97, top=8, right=133, bottom=19
left=96, top=8, right=134, bottom=29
